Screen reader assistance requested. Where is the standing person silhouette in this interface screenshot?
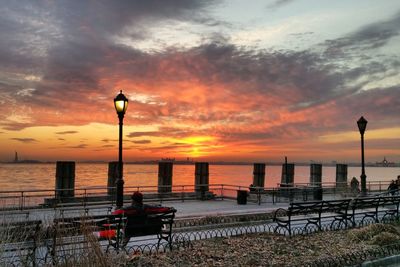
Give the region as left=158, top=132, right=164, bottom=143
left=388, top=180, right=398, bottom=196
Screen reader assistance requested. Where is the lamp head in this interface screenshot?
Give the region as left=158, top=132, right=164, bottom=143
left=114, top=90, right=128, bottom=117
left=357, top=116, right=368, bottom=135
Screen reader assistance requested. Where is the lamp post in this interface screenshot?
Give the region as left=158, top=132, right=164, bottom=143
left=114, top=90, right=128, bottom=208
left=357, top=116, right=368, bottom=196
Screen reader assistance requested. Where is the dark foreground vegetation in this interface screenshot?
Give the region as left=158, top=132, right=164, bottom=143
left=130, top=223, right=400, bottom=267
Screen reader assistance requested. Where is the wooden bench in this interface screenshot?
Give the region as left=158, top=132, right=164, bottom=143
left=0, top=220, right=42, bottom=265
left=349, top=196, right=400, bottom=226
left=378, top=195, right=400, bottom=221
left=56, top=204, right=113, bottom=217
left=273, top=196, right=400, bottom=236
left=111, top=206, right=177, bottom=250
left=273, top=199, right=351, bottom=236
left=46, top=206, right=176, bottom=259
left=45, top=214, right=121, bottom=262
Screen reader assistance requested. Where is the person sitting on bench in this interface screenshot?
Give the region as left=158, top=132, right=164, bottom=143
left=112, top=191, right=171, bottom=247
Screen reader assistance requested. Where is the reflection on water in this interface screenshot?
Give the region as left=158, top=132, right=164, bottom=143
left=0, top=163, right=398, bottom=191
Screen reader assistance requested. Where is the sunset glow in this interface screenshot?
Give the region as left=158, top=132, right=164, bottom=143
left=0, top=1, right=399, bottom=163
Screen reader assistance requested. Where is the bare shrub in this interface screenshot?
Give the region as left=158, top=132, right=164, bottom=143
left=348, top=223, right=399, bottom=242
left=369, top=232, right=400, bottom=246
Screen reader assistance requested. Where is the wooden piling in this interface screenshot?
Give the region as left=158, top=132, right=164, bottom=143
left=336, top=164, right=348, bottom=189
left=55, top=161, right=75, bottom=198
left=158, top=161, right=173, bottom=193
left=310, top=164, right=322, bottom=186
left=281, top=163, right=295, bottom=186
left=107, top=161, right=120, bottom=196
left=253, top=163, right=266, bottom=188
left=195, top=162, right=209, bottom=193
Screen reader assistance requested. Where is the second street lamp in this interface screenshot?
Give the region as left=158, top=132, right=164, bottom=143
left=357, top=116, right=368, bottom=196
left=114, top=90, right=128, bottom=208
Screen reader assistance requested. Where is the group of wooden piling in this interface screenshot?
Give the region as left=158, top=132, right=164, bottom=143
left=55, top=161, right=349, bottom=198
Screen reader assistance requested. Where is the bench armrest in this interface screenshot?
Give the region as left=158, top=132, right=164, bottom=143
left=273, top=208, right=288, bottom=221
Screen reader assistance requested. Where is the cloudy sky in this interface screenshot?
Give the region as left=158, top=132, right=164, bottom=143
left=0, top=0, right=399, bottom=163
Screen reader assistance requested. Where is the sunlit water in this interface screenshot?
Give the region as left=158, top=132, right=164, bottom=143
left=0, top=163, right=398, bottom=191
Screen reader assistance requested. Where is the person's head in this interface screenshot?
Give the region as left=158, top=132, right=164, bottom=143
left=131, top=191, right=143, bottom=205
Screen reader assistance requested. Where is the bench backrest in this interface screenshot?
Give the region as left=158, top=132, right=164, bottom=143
left=53, top=214, right=122, bottom=237
left=321, top=199, right=351, bottom=214
left=378, top=196, right=400, bottom=207
left=0, top=220, right=42, bottom=242
left=53, top=208, right=176, bottom=238
left=288, top=201, right=323, bottom=215
left=124, top=208, right=176, bottom=237
left=351, top=197, right=380, bottom=210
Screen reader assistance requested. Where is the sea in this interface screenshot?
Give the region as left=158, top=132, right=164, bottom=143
left=0, top=163, right=399, bottom=192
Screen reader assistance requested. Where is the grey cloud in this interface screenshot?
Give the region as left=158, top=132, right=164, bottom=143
left=56, top=131, right=78, bottom=135
left=102, top=144, right=114, bottom=148
left=127, top=131, right=159, bottom=138
left=101, top=138, right=118, bottom=143
left=0, top=0, right=220, bottom=126
left=10, top=138, right=37, bottom=143
left=131, top=140, right=151, bottom=144
left=136, top=143, right=193, bottom=152
left=126, top=128, right=193, bottom=138
left=336, top=86, right=400, bottom=126
left=67, top=144, right=88, bottom=149
left=267, top=0, right=295, bottom=10
left=323, top=12, right=400, bottom=57
left=1, top=122, right=33, bottom=131
left=0, top=0, right=399, bottom=143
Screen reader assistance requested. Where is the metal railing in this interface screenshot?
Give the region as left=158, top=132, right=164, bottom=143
left=0, top=181, right=394, bottom=212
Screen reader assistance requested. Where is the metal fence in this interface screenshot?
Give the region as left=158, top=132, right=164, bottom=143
left=0, top=181, right=394, bottom=212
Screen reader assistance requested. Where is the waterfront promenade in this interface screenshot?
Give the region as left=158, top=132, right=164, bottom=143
left=1, top=198, right=288, bottom=223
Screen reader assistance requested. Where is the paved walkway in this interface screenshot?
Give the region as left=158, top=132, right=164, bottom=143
left=0, top=199, right=288, bottom=223
left=164, top=199, right=287, bottom=218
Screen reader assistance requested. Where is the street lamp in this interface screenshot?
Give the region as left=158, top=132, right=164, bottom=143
left=357, top=116, right=368, bottom=196
left=114, top=90, right=128, bottom=208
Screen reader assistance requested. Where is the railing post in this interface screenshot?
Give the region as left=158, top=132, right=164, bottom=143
left=83, top=188, right=87, bottom=207
left=271, top=188, right=274, bottom=204
left=20, top=191, right=24, bottom=210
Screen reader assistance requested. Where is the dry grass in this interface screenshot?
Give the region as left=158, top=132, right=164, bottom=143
left=127, top=224, right=400, bottom=267
left=2, top=217, right=400, bottom=266
left=0, top=216, right=130, bottom=267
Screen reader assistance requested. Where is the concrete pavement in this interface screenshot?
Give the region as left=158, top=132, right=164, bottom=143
left=0, top=198, right=288, bottom=223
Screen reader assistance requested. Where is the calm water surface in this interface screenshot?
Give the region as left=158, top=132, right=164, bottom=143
left=0, top=163, right=399, bottom=191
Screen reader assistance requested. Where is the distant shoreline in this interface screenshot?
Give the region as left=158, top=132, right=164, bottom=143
left=1, top=161, right=399, bottom=167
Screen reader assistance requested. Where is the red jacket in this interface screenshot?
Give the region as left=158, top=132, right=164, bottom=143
left=112, top=205, right=171, bottom=216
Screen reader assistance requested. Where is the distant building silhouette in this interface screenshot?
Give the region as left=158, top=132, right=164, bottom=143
left=14, top=151, right=19, bottom=163
left=376, top=156, right=395, bottom=167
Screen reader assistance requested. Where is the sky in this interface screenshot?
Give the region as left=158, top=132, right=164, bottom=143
left=0, top=0, right=399, bottom=163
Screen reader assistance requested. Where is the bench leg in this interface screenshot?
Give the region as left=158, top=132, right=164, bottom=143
left=157, top=232, right=173, bottom=251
